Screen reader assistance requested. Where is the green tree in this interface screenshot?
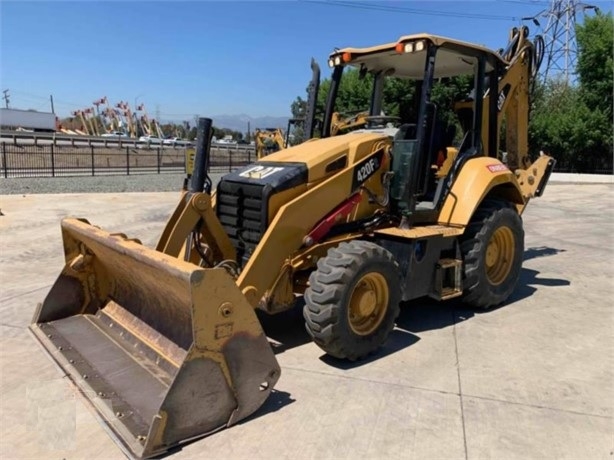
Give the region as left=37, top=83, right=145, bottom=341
left=290, top=68, right=373, bottom=140
left=576, top=11, right=614, bottom=118
left=529, top=12, right=613, bottom=172
left=289, top=96, right=308, bottom=143
left=212, top=127, right=244, bottom=141
left=430, top=75, right=473, bottom=141
left=530, top=77, right=612, bottom=172
left=291, top=67, right=471, bottom=139
left=382, top=76, right=417, bottom=120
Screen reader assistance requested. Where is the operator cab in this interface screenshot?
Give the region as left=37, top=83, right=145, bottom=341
left=322, top=33, right=507, bottom=225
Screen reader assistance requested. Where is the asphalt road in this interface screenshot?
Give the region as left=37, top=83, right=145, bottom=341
left=0, top=183, right=612, bottom=459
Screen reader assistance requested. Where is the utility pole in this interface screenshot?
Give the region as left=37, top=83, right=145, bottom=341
left=50, top=95, right=55, bottom=114
left=2, top=89, right=9, bottom=109
left=247, top=121, right=251, bottom=142
left=523, top=0, right=599, bottom=84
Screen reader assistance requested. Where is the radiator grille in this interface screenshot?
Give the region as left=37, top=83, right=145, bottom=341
left=216, top=180, right=267, bottom=267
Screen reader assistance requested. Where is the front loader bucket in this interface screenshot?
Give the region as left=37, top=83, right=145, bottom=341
left=29, top=218, right=281, bottom=459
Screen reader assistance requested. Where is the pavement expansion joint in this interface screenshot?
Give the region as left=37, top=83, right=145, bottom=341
left=452, top=307, right=469, bottom=460
left=281, top=364, right=461, bottom=397
left=0, top=284, right=53, bottom=303
left=462, top=393, right=614, bottom=420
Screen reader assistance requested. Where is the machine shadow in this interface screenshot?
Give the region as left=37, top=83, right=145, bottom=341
left=155, top=389, right=296, bottom=459
left=319, top=328, right=421, bottom=369
left=524, top=245, right=567, bottom=261
left=238, top=388, right=297, bottom=424
left=256, top=302, right=313, bottom=355
left=507, top=246, right=570, bottom=303
left=257, top=246, right=569, bottom=366
left=159, top=248, right=572, bottom=457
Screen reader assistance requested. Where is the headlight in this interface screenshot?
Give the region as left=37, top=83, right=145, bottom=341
left=395, top=40, right=427, bottom=53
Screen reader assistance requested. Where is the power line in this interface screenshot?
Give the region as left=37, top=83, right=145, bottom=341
left=521, top=0, right=600, bottom=83
left=11, top=94, right=48, bottom=104
left=18, top=99, right=50, bottom=111
left=502, top=1, right=551, bottom=5
left=9, top=90, right=49, bottom=100
left=9, top=90, right=84, bottom=108
left=302, top=0, right=522, bottom=21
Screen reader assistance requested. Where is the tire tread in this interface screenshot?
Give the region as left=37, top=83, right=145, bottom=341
left=460, top=198, right=524, bottom=309
left=303, top=240, right=401, bottom=360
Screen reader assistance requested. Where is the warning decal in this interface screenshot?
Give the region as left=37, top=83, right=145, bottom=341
left=487, top=164, right=509, bottom=173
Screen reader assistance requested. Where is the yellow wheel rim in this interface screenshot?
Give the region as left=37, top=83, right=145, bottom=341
left=348, top=272, right=389, bottom=336
left=485, top=226, right=515, bottom=285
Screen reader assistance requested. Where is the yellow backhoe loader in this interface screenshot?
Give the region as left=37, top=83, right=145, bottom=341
left=255, top=58, right=321, bottom=159
left=30, top=26, right=554, bottom=459
left=254, top=127, right=286, bottom=158
left=329, top=110, right=370, bottom=135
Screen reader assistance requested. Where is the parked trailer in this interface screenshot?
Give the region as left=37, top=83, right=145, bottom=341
left=0, top=108, right=57, bottom=132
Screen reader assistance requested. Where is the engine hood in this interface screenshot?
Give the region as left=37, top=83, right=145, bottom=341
left=257, top=132, right=390, bottom=183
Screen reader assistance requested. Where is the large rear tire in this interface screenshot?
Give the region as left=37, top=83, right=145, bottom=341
left=460, top=198, right=524, bottom=309
left=303, top=240, right=402, bottom=361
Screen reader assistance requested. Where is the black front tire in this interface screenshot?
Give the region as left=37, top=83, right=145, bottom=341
left=460, top=198, right=524, bottom=309
left=303, top=240, right=402, bottom=361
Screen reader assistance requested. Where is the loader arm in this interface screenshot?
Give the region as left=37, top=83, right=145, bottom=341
left=237, top=138, right=391, bottom=310
left=155, top=190, right=236, bottom=264
left=29, top=118, right=282, bottom=459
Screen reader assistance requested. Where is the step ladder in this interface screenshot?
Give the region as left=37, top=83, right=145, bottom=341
left=430, top=258, right=463, bottom=301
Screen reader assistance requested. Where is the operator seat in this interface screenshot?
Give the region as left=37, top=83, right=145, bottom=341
left=419, top=117, right=455, bottom=208
left=437, top=124, right=457, bottom=166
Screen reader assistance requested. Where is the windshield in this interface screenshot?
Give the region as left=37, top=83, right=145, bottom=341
left=321, top=43, right=477, bottom=146
left=321, top=67, right=424, bottom=138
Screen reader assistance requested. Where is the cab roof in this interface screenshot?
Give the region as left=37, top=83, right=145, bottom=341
left=329, top=33, right=509, bottom=79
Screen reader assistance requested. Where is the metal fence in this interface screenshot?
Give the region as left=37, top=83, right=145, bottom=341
left=0, top=142, right=255, bottom=178
left=195, top=145, right=255, bottom=174
left=4, top=141, right=609, bottom=179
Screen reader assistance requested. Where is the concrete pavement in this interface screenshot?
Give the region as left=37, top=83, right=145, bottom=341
left=0, top=183, right=612, bottom=459
left=549, top=172, right=614, bottom=184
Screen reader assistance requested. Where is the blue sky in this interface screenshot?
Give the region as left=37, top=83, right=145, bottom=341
left=1, top=1, right=611, bottom=122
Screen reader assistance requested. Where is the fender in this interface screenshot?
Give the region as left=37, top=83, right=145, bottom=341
left=438, top=157, right=525, bottom=227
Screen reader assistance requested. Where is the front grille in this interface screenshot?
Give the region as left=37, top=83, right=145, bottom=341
left=216, top=180, right=267, bottom=268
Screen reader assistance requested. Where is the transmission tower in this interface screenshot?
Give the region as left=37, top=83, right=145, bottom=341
left=524, top=0, right=599, bottom=83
